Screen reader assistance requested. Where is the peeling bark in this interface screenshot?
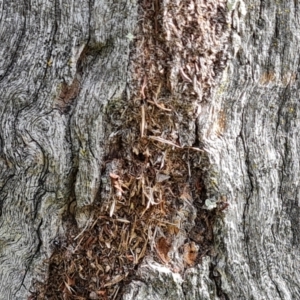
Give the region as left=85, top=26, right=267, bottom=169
left=1, top=0, right=300, bottom=300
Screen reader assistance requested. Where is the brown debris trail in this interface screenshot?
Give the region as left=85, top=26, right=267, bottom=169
left=32, top=0, right=229, bottom=299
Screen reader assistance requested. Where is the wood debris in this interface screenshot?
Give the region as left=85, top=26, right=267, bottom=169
left=35, top=0, right=229, bottom=299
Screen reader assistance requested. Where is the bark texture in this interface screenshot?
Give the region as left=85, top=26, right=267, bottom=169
left=0, top=0, right=300, bottom=300
left=0, top=1, right=137, bottom=298
left=208, top=1, right=300, bottom=299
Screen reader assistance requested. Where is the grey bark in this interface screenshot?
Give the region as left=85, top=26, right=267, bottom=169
left=0, top=0, right=137, bottom=298
left=0, top=0, right=300, bottom=300
left=211, top=1, right=300, bottom=299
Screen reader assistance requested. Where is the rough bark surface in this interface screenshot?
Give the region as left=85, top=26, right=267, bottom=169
left=0, top=0, right=300, bottom=300
left=0, top=1, right=137, bottom=298
left=210, top=0, right=300, bottom=298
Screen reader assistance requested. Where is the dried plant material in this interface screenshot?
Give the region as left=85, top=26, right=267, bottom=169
left=143, top=186, right=161, bottom=210
left=149, top=136, right=205, bottom=153
left=141, top=104, right=146, bottom=137
left=180, top=189, right=193, bottom=203
left=109, top=198, right=116, bottom=217
left=132, top=146, right=139, bottom=156
left=179, top=67, right=193, bottom=83
left=147, top=100, right=172, bottom=112
left=139, top=76, right=147, bottom=99
left=137, top=237, right=149, bottom=263
left=97, top=289, right=107, bottom=296
left=186, top=146, right=205, bottom=152
left=84, top=236, right=96, bottom=249
left=156, top=173, right=170, bottom=183
left=109, top=173, right=123, bottom=200
left=39, top=0, right=229, bottom=298
left=115, top=218, right=131, bottom=224
left=166, top=224, right=180, bottom=235
left=64, top=278, right=75, bottom=294
left=155, top=237, right=171, bottom=264
left=149, top=136, right=181, bottom=148
left=66, top=276, right=75, bottom=287
left=183, top=242, right=199, bottom=266
left=89, top=291, right=98, bottom=299
left=104, top=275, right=125, bottom=287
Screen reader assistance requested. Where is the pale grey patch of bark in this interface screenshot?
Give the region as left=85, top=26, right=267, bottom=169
left=123, top=257, right=219, bottom=300
left=182, top=257, right=220, bottom=300
left=122, top=259, right=185, bottom=300
left=0, top=1, right=137, bottom=298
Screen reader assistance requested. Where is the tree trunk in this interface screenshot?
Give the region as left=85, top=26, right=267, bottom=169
left=0, top=0, right=299, bottom=300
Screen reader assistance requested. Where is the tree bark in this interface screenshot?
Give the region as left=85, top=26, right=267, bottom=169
left=0, top=1, right=137, bottom=298
left=0, top=0, right=299, bottom=300
left=209, top=1, right=300, bottom=299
